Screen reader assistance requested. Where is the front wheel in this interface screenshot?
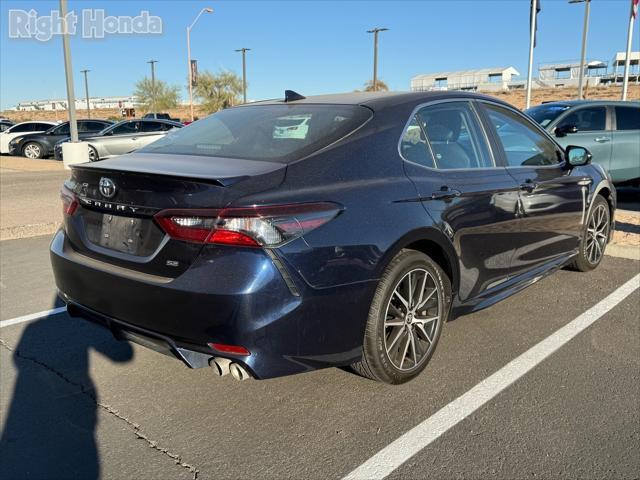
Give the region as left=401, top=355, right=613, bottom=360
left=22, top=142, right=44, bottom=159
left=352, top=249, right=451, bottom=384
left=570, top=195, right=611, bottom=272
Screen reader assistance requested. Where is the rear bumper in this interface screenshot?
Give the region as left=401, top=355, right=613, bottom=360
left=50, top=229, right=374, bottom=379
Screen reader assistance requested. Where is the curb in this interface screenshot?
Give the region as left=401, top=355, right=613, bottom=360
left=606, top=243, right=640, bottom=261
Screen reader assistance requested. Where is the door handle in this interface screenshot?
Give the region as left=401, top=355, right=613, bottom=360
left=519, top=181, right=538, bottom=193
left=594, top=137, right=610, bottom=143
left=131, top=137, right=138, bottom=141
left=430, top=187, right=461, bottom=200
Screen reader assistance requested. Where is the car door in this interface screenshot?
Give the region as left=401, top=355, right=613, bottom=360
left=401, top=100, right=522, bottom=302
left=102, top=121, right=141, bottom=156
left=479, top=101, right=587, bottom=276
left=552, top=105, right=612, bottom=173
left=610, top=105, right=640, bottom=184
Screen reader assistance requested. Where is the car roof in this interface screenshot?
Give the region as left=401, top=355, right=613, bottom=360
left=245, top=90, right=512, bottom=111
left=15, top=120, right=57, bottom=124
left=533, top=99, right=640, bottom=108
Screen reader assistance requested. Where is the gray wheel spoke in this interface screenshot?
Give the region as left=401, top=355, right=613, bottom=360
left=399, top=332, right=411, bottom=369
left=393, top=290, right=409, bottom=309
left=409, top=329, right=417, bottom=366
left=385, top=319, right=404, bottom=327
left=416, top=323, right=433, bottom=344
left=417, top=288, right=436, bottom=310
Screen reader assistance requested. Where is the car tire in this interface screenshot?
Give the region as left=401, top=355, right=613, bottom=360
left=352, top=249, right=451, bottom=384
left=22, top=142, right=44, bottom=159
left=569, top=195, right=610, bottom=272
left=88, top=145, right=99, bottom=162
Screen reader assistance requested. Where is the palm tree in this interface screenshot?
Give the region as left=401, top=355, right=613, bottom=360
left=363, top=79, right=390, bottom=92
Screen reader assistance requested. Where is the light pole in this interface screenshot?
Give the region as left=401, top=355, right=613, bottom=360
left=187, top=7, right=213, bottom=121
left=81, top=69, right=90, bottom=118
left=147, top=59, right=158, bottom=112
left=235, top=48, right=251, bottom=103
left=60, top=0, right=78, bottom=142
left=569, top=0, right=591, bottom=100
left=367, top=27, right=388, bottom=91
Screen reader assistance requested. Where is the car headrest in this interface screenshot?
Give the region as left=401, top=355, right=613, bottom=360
left=423, top=109, right=462, bottom=142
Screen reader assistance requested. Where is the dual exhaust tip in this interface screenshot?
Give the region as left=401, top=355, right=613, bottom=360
left=209, top=357, right=252, bottom=381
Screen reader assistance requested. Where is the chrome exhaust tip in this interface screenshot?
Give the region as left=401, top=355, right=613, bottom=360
left=229, top=362, right=252, bottom=381
left=209, top=357, right=232, bottom=376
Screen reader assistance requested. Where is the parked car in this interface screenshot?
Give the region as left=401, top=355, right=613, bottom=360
left=55, top=119, right=183, bottom=161
left=0, top=120, right=15, bottom=133
left=143, top=112, right=181, bottom=122
left=8, top=120, right=113, bottom=159
left=51, top=91, right=615, bottom=384
left=0, top=120, right=58, bottom=154
left=525, top=100, right=640, bottom=185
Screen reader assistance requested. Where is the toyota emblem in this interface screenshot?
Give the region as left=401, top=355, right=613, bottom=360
left=99, top=177, right=117, bottom=199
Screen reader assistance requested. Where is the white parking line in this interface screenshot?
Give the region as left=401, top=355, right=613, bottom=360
left=343, top=273, right=640, bottom=480
left=0, top=306, right=67, bottom=329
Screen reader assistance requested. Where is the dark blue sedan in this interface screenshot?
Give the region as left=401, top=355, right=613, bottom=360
left=50, top=91, right=615, bottom=384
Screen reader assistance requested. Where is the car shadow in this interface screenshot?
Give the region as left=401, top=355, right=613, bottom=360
left=0, top=299, right=133, bottom=479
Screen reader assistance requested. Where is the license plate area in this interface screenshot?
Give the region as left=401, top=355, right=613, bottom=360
left=80, top=210, right=164, bottom=257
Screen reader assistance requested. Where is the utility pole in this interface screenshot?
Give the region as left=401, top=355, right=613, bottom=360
left=187, top=7, right=213, bottom=121
left=622, top=0, right=637, bottom=100
left=81, top=69, right=90, bottom=118
left=525, top=0, right=539, bottom=109
left=235, top=48, right=251, bottom=103
left=60, top=0, right=78, bottom=142
left=147, top=59, right=158, bottom=112
left=367, top=27, right=388, bottom=91
left=569, top=0, right=591, bottom=100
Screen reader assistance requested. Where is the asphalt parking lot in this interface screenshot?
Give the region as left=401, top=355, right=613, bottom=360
left=0, top=157, right=639, bottom=479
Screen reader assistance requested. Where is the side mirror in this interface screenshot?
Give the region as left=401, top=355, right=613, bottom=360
left=566, top=145, right=592, bottom=167
left=555, top=125, right=578, bottom=137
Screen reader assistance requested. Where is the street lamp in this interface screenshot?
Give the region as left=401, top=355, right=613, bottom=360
left=367, top=27, right=388, bottom=91
left=147, top=59, right=158, bottom=113
left=187, top=7, right=213, bottom=121
left=569, top=0, right=591, bottom=100
left=80, top=69, right=90, bottom=118
left=235, top=48, right=251, bottom=103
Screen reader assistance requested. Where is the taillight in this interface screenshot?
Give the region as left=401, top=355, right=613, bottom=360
left=207, top=342, right=250, bottom=356
left=60, top=184, right=78, bottom=216
left=154, top=202, right=342, bottom=248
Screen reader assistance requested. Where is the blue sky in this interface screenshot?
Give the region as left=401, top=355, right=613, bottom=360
left=1, top=0, right=638, bottom=110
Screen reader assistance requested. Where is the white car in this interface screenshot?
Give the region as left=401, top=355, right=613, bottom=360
left=0, top=121, right=58, bottom=154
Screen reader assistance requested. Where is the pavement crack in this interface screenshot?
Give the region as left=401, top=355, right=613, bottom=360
left=0, top=337, right=200, bottom=479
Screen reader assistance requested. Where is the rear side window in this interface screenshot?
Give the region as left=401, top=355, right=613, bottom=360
left=34, top=123, right=53, bottom=131
left=483, top=103, right=559, bottom=167
left=557, top=107, right=606, bottom=132
left=400, top=117, right=435, bottom=168
left=141, top=122, right=166, bottom=132
left=111, top=122, right=139, bottom=135
left=414, top=101, right=493, bottom=169
left=139, top=104, right=372, bottom=163
left=615, top=106, right=640, bottom=130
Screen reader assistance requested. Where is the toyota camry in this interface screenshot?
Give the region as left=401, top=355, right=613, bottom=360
left=51, top=91, right=615, bottom=384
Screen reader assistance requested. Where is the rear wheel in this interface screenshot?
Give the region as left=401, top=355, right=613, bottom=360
left=22, top=142, right=44, bottom=159
left=570, top=195, right=610, bottom=272
left=352, top=249, right=450, bottom=384
left=88, top=145, right=99, bottom=162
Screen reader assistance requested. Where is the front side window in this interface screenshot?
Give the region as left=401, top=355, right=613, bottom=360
left=139, top=104, right=372, bottom=163
left=557, top=107, right=606, bottom=132
left=52, top=123, right=70, bottom=135
left=483, top=103, right=559, bottom=167
left=524, top=104, right=571, bottom=128
left=615, top=106, right=640, bottom=130
left=10, top=123, right=35, bottom=133
left=111, top=122, right=139, bottom=135
left=415, top=101, right=493, bottom=169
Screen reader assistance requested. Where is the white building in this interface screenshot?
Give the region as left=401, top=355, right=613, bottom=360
left=602, top=51, right=640, bottom=85
left=13, top=96, right=138, bottom=111
left=538, top=59, right=608, bottom=88
left=411, top=67, right=520, bottom=92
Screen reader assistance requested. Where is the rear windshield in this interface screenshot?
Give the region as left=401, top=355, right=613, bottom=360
left=524, top=104, right=571, bottom=127
left=138, top=104, right=372, bottom=163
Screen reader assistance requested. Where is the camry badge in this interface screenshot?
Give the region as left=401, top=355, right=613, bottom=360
left=99, top=177, right=117, bottom=199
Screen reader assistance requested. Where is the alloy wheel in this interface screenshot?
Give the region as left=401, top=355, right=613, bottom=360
left=384, top=268, right=441, bottom=371
left=23, top=143, right=41, bottom=159
left=585, top=203, right=609, bottom=265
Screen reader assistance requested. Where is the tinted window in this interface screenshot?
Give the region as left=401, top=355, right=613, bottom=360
left=9, top=123, right=35, bottom=133
left=615, top=106, right=640, bottom=130
left=0, top=123, right=12, bottom=132
left=111, top=122, right=140, bottom=135
left=415, top=101, right=493, bottom=169
left=85, top=121, right=108, bottom=132
left=557, top=107, right=606, bottom=131
left=524, top=104, right=571, bottom=127
left=400, top=116, right=435, bottom=168
left=141, top=121, right=167, bottom=132
left=34, top=123, right=53, bottom=131
left=51, top=123, right=70, bottom=135
left=139, top=104, right=372, bottom=163
left=483, top=103, right=559, bottom=167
